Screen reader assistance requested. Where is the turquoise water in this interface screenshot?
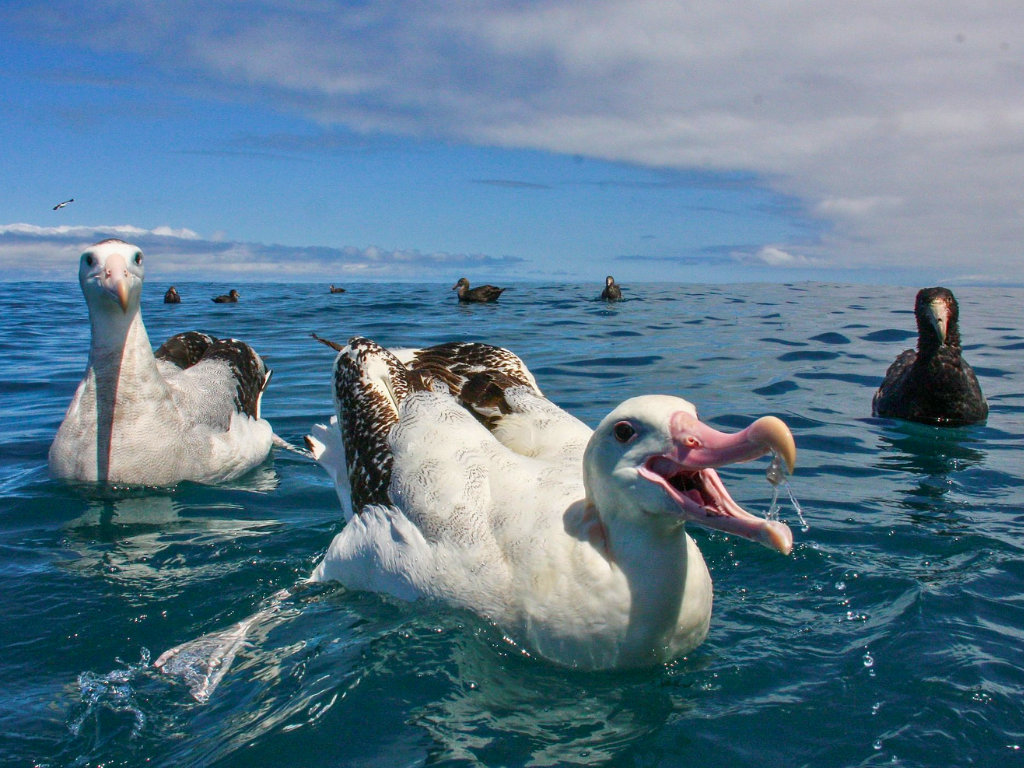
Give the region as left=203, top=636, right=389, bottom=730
left=1, top=281, right=1022, bottom=767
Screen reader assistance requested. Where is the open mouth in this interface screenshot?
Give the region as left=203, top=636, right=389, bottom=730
left=638, top=455, right=793, bottom=554
left=642, top=457, right=734, bottom=518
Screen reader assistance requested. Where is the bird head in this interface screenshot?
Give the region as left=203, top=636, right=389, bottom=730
left=583, top=395, right=795, bottom=554
left=915, top=287, right=960, bottom=347
left=79, top=239, right=145, bottom=316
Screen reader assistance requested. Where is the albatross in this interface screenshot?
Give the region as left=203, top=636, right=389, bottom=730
left=453, top=278, right=506, bottom=303
left=601, top=275, right=622, bottom=301
left=872, top=287, right=988, bottom=426
left=49, top=239, right=274, bottom=486
left=212, top=289, right=240, bottom=304
left=154, top=338, right=798, bottom=699
left=305, top=338, right=797, bottom=670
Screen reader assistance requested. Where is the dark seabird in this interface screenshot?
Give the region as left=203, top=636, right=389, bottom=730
left=164, top=286, right=181, bottom=304
left=49, top=239, right=274, bottom=486
left=601, top=276, right=622, bottom=301
left=872, top=287, right=988, bottom=426
left=453, top=277, right=506, bottom=303
left=213, top=289, right=241, bottom=303
left=329, top=285, right=347, bottom=294
left=53, top=199, right=74, bottom=211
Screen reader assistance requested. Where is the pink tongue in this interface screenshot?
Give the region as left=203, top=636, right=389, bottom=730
left=685, top=489, right=703, bottom=506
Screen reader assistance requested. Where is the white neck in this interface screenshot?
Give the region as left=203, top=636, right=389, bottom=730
left=84, top=302, right=176, bottom=479
left=601, top=512, right=698, bottom=659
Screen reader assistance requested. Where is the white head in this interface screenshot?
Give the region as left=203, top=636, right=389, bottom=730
left=583, top=395, right=795, bottom=554
left=78, top=239, right=145, bottom=316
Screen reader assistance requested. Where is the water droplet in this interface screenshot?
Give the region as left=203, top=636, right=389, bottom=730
left=835, top=581, right=846, bottom=591
left=873, top=740, right=883, bottom=751
left=766, top=452, right=786, bottom=486
left=871, top=702, right=881, bottom=715
left=863, top=652, right=874, bottom=668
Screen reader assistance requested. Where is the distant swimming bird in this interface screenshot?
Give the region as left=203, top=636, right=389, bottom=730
left=164, top=286, right=181, bottom=304
left=872, top=287, right=988, bottom=426
left=329, top=285, right=346, bottom=294
left=303, top=337, right=796, bottom=670
left=49, top=240, right=274, bottom=486
left=212, top=289, right=240, bottom=304
left=53, top=199, right=74, bottom=211
left=601, top=275, right=622, bottom=301
left=453, top=277, right=506, bottom=303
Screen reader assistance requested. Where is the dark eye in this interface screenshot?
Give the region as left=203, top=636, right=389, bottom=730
left=134, top=252, right=143, bottom=265
left=613, top=421, right=636, bottom=443
left=83, top=253, right=95, bottom=266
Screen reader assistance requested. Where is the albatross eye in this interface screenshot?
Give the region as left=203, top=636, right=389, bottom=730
left=83, top=253, right=95, bottom=267
left=134, top=252, right=143, bottom=265
left=613, top=421, right=637, bottom=443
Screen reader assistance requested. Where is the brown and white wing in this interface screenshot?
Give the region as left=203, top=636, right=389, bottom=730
left=330, top=336, right=428, bottom=513
left=401, top=341, right=541, bottom=428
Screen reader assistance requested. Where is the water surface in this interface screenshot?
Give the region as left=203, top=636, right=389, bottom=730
left=1, top=281, right=1022, bottom=767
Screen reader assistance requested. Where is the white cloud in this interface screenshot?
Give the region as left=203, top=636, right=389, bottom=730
left=815, top=196, right=904, bottom=218
left=0, top=223, right=525, bottom=281
left=10, top=1, right=1024, bottom=270
left=732, top=246, right=819, bottom=268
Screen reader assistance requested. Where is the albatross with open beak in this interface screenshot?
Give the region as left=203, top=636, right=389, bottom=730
left=305, top=339, right=799, bottom=670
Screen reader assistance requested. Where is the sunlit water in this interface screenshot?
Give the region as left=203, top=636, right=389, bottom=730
left=1, top=281, right=1022, bottom=767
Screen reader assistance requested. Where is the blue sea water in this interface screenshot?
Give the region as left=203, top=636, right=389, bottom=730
left=1, top=281, right=1023, bottom=768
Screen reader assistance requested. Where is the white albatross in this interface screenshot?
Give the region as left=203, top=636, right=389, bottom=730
left=303, top=337, right=796, bottom=670
left=155, top=337, right=797, bottom=699
left=49, top=238, right=275, bottom=486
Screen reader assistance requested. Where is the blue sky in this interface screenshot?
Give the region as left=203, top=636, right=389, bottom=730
left=2, top=1, right=1022, bottom=283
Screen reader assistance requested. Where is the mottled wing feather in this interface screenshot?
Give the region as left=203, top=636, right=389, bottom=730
left=203, top=339, right=271, bottom=420
left=157, top=332, right=270, bottom=420
left=405, top=341, right=541, bottom=428
left=334, top=337, right=427, bottom=512
left=155, top=332, right=217, bottom=370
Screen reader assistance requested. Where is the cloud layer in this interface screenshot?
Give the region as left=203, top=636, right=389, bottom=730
left=10, top=1, right=1024, bottom=272
left=0, top=224, right=524, bottom=281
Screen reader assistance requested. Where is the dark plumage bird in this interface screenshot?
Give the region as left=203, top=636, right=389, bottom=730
left=329, top=285, right=347, bottom=294
left=53, top=199, right=74, bottom=211
left=872, top=287, right=988, bottom=426
left=453, top=277, right=505, bottom=303
left=212, top=289, right=240, bottom=304
left=164, top=286, right=181, bottom=304
left=601, top=275, right=622, bottom=301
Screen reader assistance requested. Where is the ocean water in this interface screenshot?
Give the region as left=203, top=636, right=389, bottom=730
left=1, top=281, right=1022, bottom=768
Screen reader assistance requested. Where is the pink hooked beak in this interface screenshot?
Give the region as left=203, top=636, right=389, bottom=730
left=637, top=412, right=797, bottom=554
left=99, top=253, right=131, bottom=312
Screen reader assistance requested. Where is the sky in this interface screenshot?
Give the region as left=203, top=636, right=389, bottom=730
left=1, top=1, right=1023, bottom=284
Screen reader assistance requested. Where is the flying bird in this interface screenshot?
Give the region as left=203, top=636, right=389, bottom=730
left=53, top=199, right=74, bottom=211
